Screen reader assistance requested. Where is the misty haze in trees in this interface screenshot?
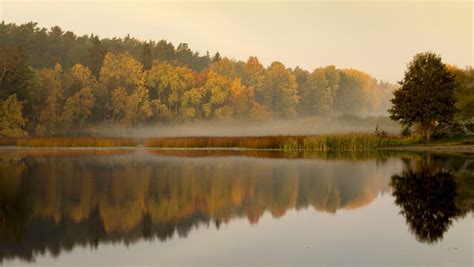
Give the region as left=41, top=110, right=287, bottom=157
left=0, top=22, right=472, bottom=137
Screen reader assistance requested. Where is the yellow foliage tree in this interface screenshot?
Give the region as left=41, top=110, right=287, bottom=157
left=0, top=94, right=28, bottom=137
left=62, top=87, right=95, bottom=130
left=35, top=65, right=64, bottom=135
left=146, top=62, right=195, bottom=120
left=230, top=78, right=270, bottom=120
left=260, top=62, right=299, bottom=118
left=99, top=51, right=145, bottom=94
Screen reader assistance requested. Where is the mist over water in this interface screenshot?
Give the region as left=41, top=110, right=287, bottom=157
left=91, top=116, right=401, bottom=138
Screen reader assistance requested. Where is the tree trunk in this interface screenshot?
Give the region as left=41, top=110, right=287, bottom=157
left=422, top=122, right=433, bottom=140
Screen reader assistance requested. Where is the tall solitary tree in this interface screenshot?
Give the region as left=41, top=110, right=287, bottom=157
left=389, top=52, right=456, bottom=140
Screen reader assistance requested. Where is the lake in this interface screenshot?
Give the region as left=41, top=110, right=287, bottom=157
left=0, top=149, right=472, bottom=266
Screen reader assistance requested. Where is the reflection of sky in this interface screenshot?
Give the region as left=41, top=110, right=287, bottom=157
left=1, top=1, right=472, bottom=82
left=7, top=194, right=472, bottom=266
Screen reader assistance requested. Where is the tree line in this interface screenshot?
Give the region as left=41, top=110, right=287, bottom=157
left=0, top=22, right=472, bottom=137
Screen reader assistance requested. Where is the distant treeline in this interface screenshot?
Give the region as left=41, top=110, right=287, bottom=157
left=0, top=22, right=471, bottom=137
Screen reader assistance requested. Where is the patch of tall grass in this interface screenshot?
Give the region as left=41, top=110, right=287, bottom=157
left=144, top=136, right=296, bottom=149
left=0, top=134, right=417, bottom=149
left=0, top=138, right=16, bottom=146
left=297, top=134, right=417, bottom=151
left=145, top=134, right=416, bottom=150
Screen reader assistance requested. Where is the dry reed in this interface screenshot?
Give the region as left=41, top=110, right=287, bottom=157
left=0, top=134, right=416, bottom=150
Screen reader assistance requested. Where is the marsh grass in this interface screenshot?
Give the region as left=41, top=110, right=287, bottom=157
left=0, top=134, right=417, bottom=149
left=298, top=134, right=416, bottom=151
left=145, top=134, right=416, bottom=150
left=144, top=136, right=294, bottom=149
left=0, top=138, right=16, bottom=146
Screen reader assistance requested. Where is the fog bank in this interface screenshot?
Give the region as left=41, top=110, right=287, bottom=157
left=91, top=116, right=401, bottom=138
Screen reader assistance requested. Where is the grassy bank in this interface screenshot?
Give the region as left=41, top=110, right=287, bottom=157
left=380, top=135, right=474, bottom=153
left=0, top=134, right=419, bottom=150
left=415, top=135, right=474, bottom=146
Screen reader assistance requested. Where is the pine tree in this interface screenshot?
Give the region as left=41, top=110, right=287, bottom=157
left=142, top=42, right=152, bottom=71
left=87, top=35, right=106, bottom=77
left=0, top=45, right=32, bottom=100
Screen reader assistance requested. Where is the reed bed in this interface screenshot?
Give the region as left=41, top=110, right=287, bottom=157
left=144, top=136, right=297, bottom=149
left=145, top=134, right=415, bottom=150
left=14, top=137, right=138, bottom=147
left=0, top=134, right=416, bottom=150
left=299, top=134, right=415, bottom=151
left=0, top=138, right=16, bottom=146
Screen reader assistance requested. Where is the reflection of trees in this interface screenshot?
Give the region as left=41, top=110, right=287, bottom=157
left=390, top=156, right=474, bottom=244
left=391, top=168, right=459, bottom=243
left=0, top=152, right=389, bottom=262
left=0, top=157, right=31, bottom=242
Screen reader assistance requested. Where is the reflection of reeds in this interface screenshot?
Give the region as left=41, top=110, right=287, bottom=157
left=147, top=149, right=288, bottom=158
left=14, top=137, right=138, bottom=147
left=0, top=134, right=416, bottom=149
left=146, top=149, right=404, bottom=160
left=0, top=149, right=133, bottom=158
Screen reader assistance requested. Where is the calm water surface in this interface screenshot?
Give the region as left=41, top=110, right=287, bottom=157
left=0, top=149, right=472, bottom=266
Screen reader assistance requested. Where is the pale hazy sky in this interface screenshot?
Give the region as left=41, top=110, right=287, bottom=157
left=1, top=0, right=472, bottom=82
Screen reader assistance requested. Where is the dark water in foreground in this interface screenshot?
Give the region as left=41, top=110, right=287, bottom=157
left=0, top=149, right=472, bottom=266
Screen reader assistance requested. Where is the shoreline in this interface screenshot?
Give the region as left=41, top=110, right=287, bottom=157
left=380, top=144, right=474, bottom=153
left=1, top=144, right=473, bottom=154
left=1, top=135, right=472, bottom=153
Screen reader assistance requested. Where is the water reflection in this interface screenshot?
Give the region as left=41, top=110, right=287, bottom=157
left=0, top=150, right=472, bottom=263
left=390, top=155, right=474, bottom=244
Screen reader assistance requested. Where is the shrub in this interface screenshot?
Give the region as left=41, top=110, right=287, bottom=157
left=401, top=126, right=412, bottom=137
left=375, top=124, right=388, bottom=138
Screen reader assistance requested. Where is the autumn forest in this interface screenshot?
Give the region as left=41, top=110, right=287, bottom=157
left=1, top=3, right=474, bottom=265
left=1, top=21, right=402, bottom=137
